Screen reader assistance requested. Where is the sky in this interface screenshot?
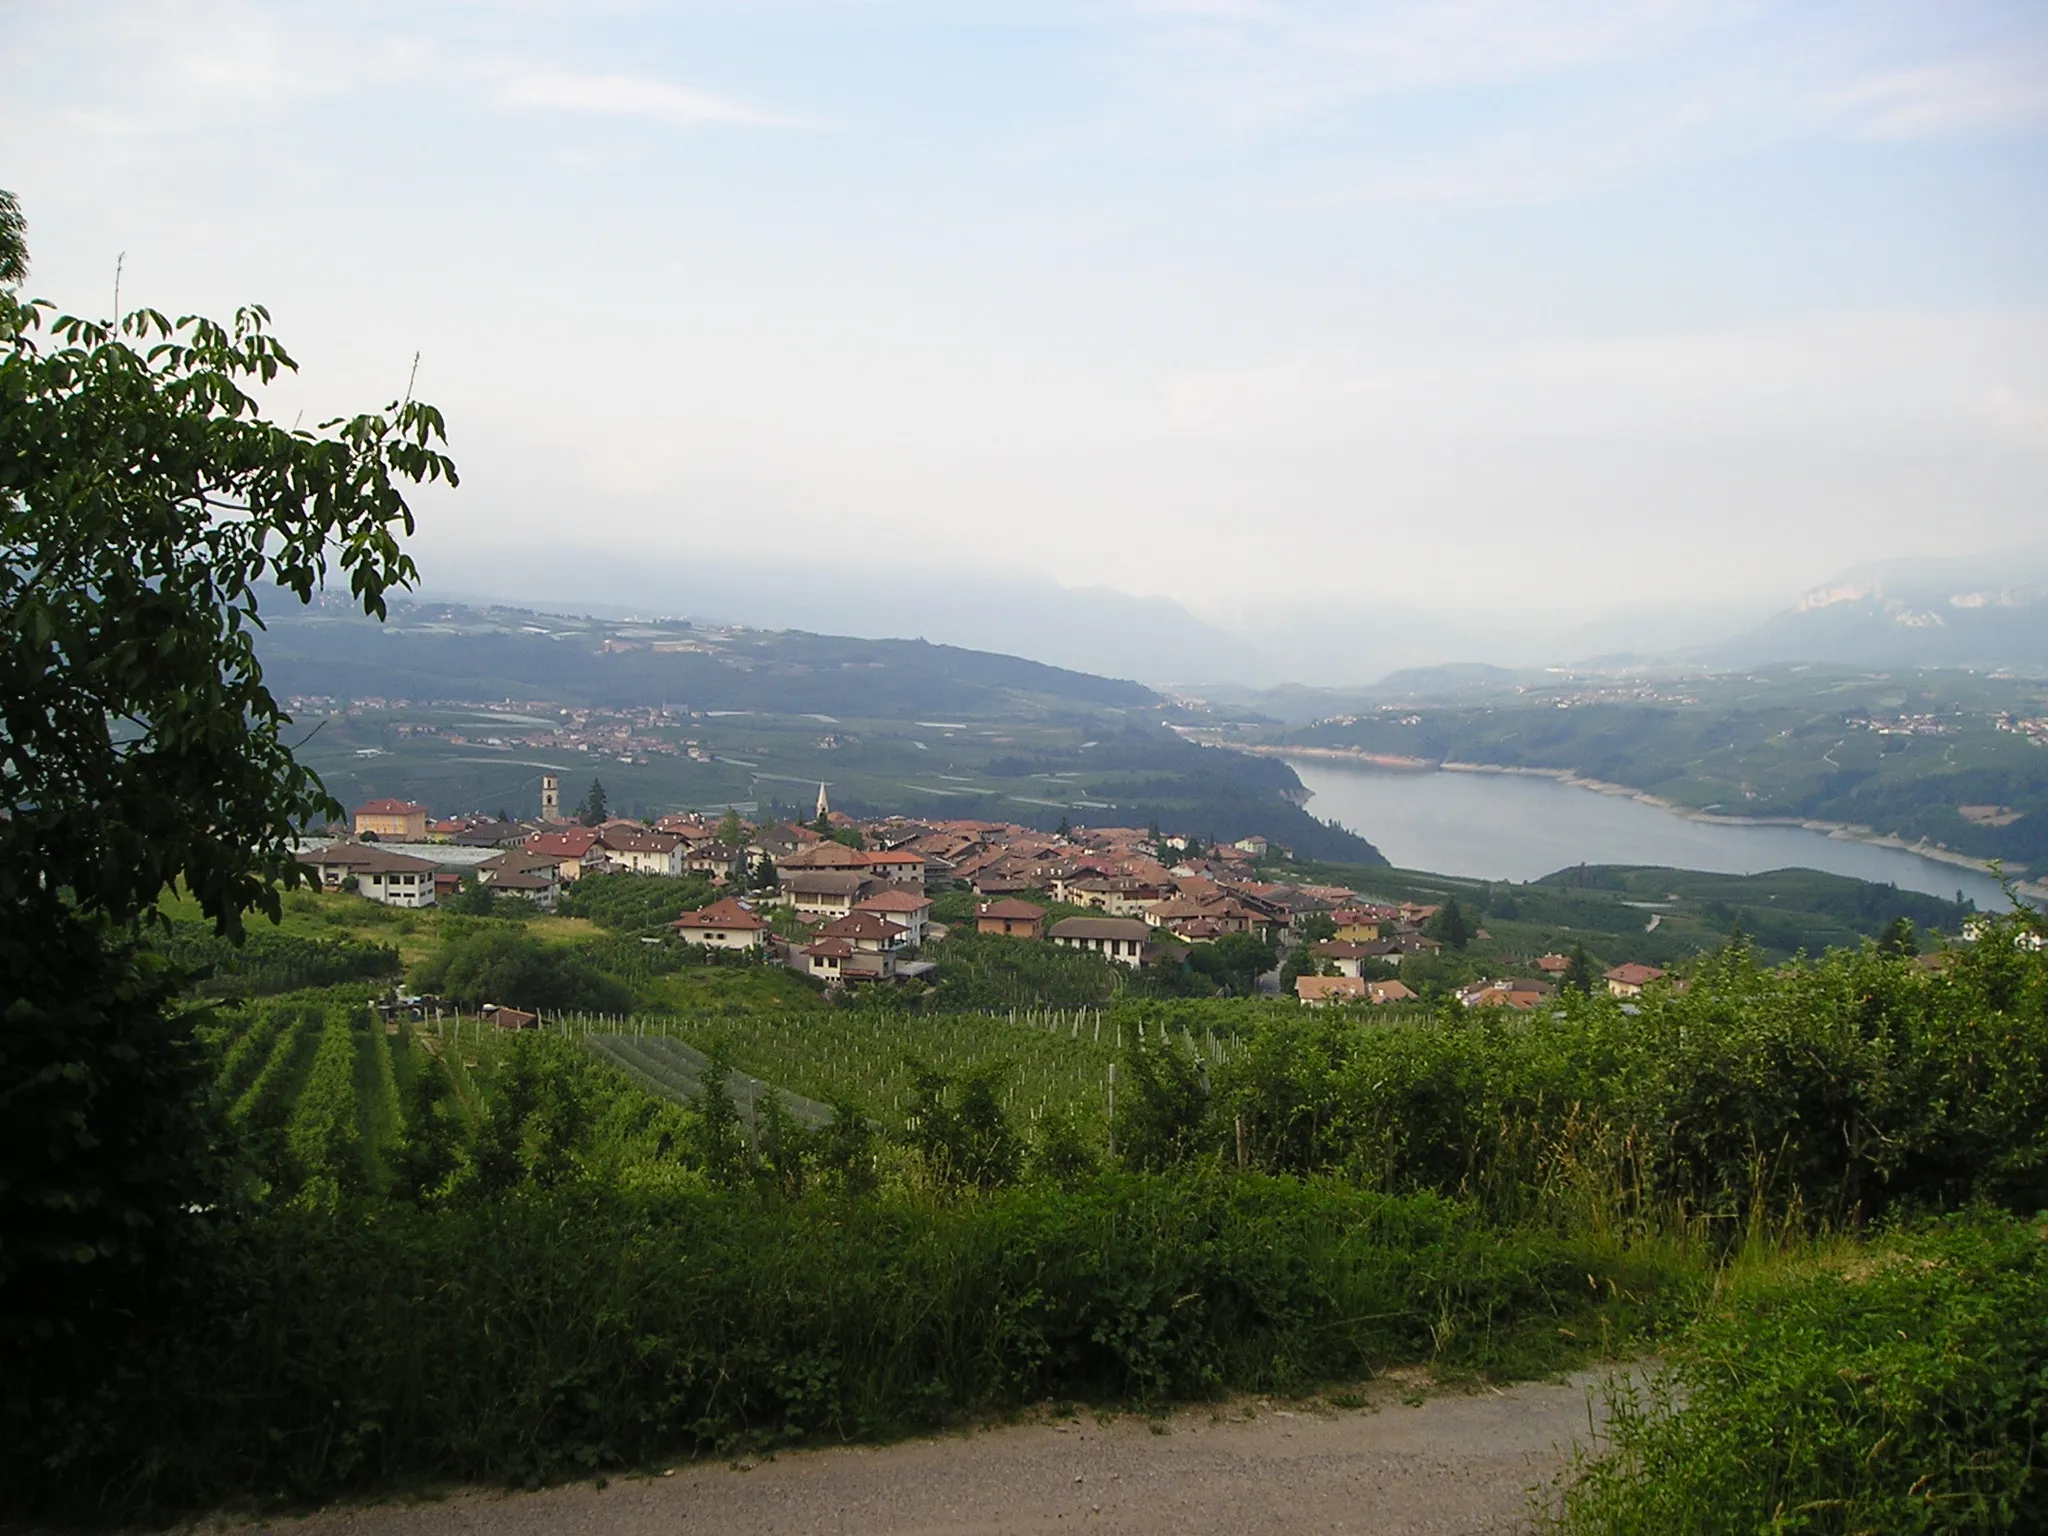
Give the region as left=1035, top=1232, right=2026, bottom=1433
left=4, top=1, right=2047, bottom=681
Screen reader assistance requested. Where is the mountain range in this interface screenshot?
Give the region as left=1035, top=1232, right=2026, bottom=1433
left=1698, top=547, right=2048, bottom=674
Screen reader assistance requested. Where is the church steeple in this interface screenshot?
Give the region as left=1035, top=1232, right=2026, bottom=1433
left=815, top=781, right=830, bottom=820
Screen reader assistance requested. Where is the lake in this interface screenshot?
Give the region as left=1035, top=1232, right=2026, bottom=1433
left=1286, top=757, right=2022, bottom=911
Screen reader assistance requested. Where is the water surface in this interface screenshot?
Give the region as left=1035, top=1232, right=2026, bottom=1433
left=1288, top=757, right=2017, bottom=910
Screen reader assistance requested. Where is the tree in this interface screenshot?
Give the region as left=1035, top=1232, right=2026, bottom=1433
left=579, top=778, right=609, bottom=826
left=715, top=808, right=747, bottom=848
left=1426, top=898, right=1471, bottom=951
left=0, top=188, right=25, bottom=289
left=1055, top=814, right=1071, bottom=839
left=1878, top=917, right=1918, bottom=958
left=1, top=199, right=454, bottom=1481
left=1562, top=941, right=1595, bottom=996
left=1189, top=931, right=1278, bottom=996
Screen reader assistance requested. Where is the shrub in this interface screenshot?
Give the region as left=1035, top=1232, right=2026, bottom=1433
left=1553, top=1213, right=2048, bottom=1534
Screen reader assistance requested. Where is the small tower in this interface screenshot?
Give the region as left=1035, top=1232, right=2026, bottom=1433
left=815, top=781, right=831, bottom=821
left=541, top=774, right=560, bottom=824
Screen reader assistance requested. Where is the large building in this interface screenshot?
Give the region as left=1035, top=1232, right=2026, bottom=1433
left=1048, top=916, right=1154, bottom=968
left=354, top=797, right=428, bottom=840
left=297, top=843, right=440, bottom=908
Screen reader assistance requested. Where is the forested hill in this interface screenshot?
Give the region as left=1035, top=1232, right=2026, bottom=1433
left=257, top=597, right=1158, bottom=718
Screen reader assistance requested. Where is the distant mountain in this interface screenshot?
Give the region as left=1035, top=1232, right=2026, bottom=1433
left=257, top=597, right=1161, bottom=718
left=1703, top=547, right=2048, bottom=673
left=412, top=554, right=1263, bottom=687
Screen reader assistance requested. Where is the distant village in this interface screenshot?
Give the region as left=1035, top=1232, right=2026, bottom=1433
left=299, top=774, right=1669, bottom=1008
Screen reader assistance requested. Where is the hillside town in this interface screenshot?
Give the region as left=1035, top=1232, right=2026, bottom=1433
left=301, top=776, right=1673, bottom=1007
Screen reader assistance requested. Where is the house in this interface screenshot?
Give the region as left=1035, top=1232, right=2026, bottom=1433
left=976, top=898, right=1047, bottom=939
left=597, top=827, right=685, bottom=877
left=684, top=844, right=741, bottom=882
left=802, top=936, right=898, bottom=984
left=1604, top=962, right=1666, bottom=998
left=1311, top=938, right=1400, bottom=979
left=476, top=848, right=562, bottom=910
left=482, top=1004, right=539, bottom=1031
left=777, top=840, right=872, bottom=876
left=855, top=886, right=935, bottom=947
left=525, top=827, right=609, bottom=883
left=1534, top=952, right=1573, bottom=977
left=1295, top=975, right=1368, bottom=1006
left=782, top=869, right=872, bottom=919
left=1366, top=980, right=1418, bottom=1005
left=1459, top=978, right=1554, bottom=1010
left=817, top=911, right=908, bottom=952
left=296, top=842, right=440, bottom=908
left=862, top=848, right=928, bottom=887
left=673, top=896, right=771, bottom=950
left=1330, top=907, right=1385, bottom=942
left=354, top=797, right=428, bottom=840
left=1234, top=835, right=1269, bottom=857
left=1049, top=916, right=1153, bottom=968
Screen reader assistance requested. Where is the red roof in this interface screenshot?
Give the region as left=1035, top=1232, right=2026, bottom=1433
left=357, top=798, right=426, bottom=815
left=674, top=897, right=768, bottom=932
left=527, top=828, right=603, bottom=857
left=1604, top=963, right=1666, bottom=986
left=818, top=912, right=908, bottom=943
left=855, top=887, right=934, bottom=913
left=978, top=898, right=1047, bottom=921
left=804, top=937, right=854, bottom=958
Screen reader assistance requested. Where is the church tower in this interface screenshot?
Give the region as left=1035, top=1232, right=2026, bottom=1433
left=815, top=781, right=831, bottom=821
left=541, top=774, right=560, bottom=824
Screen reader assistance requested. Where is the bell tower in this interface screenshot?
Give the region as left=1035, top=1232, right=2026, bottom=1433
left=541, top=774, right=560, bottom=823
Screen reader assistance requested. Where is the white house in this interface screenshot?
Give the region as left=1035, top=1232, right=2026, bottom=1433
left=673, top=897, right=771, bottom=951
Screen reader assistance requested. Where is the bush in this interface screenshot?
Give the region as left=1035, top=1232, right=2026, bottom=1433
left=12, top=1175, right=1681, bottom=1518
left=1553, top=1213, right=2048, bottom=1533
left=413, top=927, right=633, bottom=1016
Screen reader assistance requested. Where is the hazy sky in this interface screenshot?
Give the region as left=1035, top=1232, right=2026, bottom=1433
left=6, top=1, right=2047, bottom=667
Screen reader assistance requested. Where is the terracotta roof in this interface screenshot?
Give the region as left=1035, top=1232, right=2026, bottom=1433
left=782, top=870, right=871, bottom=895
left=1604, top=963, right=1666, bottom=986
left=818, top=912, right=907, bottom=943
left=978, top=898, right=1048, bottom=921
left=1295, top=975, right=1368, bottom=1003
left=527, top=828, right=603, bottom=857
left=779, top=842, right=871, bottom=870
left=803, top=937, right=855, bottom=958
left=855, top=887, right=935, bottom=913
left=1366, top=980, right=1418, bottom=1004
left=357, top=797, right=427, bottom=815
left=675, top=897, right=769, bottom=932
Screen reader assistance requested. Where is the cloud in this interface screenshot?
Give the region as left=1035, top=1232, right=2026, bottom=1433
left=1825, top=58, right=2048, bottom=140
left=496, top=68, right=811, bottom=130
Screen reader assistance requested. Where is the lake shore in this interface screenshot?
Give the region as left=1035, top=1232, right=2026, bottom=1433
left=1233, top=742, right=2045, bottom=898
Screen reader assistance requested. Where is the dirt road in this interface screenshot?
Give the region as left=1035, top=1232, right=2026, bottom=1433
left=236, top=1371, right=1619, bottom=1536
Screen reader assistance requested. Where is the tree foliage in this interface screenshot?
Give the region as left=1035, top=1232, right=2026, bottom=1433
left=1, top=201, right=455, bottom=1471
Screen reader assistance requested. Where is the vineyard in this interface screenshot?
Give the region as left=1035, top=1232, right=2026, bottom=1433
left=204, top=991, right=1200, bottom=1187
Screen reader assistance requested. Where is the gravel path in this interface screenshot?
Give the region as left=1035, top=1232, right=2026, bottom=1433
left=231, top=1371, right=1622, bottom=1536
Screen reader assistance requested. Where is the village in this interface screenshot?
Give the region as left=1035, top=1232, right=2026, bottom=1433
left=297, top=775, right=1670, bottom=1009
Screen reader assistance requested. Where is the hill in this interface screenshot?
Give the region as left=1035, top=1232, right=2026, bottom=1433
left=259, top=596, right=1388, bottom=864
